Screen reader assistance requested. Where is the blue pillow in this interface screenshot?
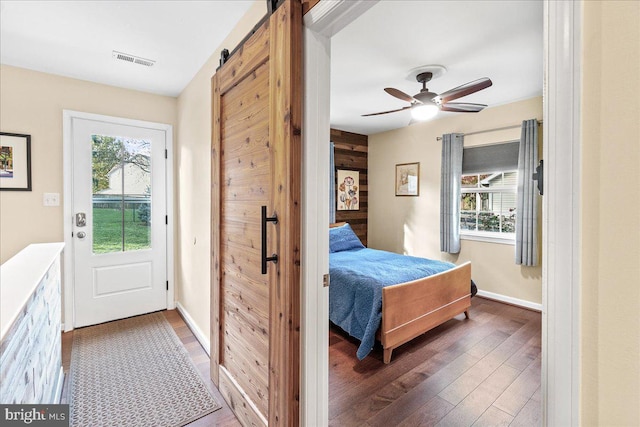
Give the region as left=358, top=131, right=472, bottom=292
left=329, top=223, right=365, bottom=253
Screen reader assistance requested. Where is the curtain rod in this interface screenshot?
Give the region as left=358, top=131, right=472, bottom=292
left=435, top=120, right=542, bottom=141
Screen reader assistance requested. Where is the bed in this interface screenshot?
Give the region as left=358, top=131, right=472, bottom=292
left=329, top=222, right=475, bottom=363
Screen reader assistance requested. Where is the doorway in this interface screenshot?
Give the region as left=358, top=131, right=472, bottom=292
left=301, top=1, right=582, bottom=426
left=63, top=111, right=174, bottom=329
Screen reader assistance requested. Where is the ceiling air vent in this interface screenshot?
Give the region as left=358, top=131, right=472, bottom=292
left=112, top=50, right=155, bottom=67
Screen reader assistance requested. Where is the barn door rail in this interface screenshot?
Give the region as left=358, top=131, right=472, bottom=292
left=261, top=205, right=278, bottom=274
left=218, top=0, right=284, bottom=68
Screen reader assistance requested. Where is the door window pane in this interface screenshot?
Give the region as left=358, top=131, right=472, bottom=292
left=91, top=135, right=152, bottom=254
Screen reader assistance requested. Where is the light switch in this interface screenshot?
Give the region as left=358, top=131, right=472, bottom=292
left=43, top=193, right=60, bottom=206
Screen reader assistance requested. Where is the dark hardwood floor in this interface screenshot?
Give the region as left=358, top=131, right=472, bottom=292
left=329, top=297, right=542, bottom=427
left=62, top=298, right=540, bottom=427
left=60, top=310, right=241, bottom=427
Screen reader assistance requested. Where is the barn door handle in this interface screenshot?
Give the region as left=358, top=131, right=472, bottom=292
left=261, top=206, right=278, bottom=274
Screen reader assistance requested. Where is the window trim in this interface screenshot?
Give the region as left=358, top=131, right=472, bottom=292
left=460, top=230, right=516, bottom=245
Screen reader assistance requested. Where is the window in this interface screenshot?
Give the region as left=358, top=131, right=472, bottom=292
left=91, top=134, right=152, bottom=254
left=459, top=140, right=520, bottom=243
left=460, top=171, right=517, bottom=242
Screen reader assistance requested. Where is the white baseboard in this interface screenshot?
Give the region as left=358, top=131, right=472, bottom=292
left=175, top=302, right=211, bottom=356
left=476, top=290, right=542, bottom=312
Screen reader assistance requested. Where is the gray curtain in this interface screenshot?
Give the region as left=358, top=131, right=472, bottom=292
left=329, top=142, right=336, bottom=224
left=440, top=133, right=464, bottom=253
left=515, top=119, right=539, bottom=266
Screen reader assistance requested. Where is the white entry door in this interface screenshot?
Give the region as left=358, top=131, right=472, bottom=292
left=71, top=116, right=168, bottom=328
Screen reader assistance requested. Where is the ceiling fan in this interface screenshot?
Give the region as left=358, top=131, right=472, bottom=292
left=363, top=71, right=493, bottom=121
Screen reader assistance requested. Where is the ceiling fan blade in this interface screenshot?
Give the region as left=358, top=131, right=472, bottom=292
left=384, top=87, right=418, bottom=103
left=362, top=106, right=412, bottom=117
left=440, top=102, right=487, bottom=113
left=435, top=78, right=492, bottom=104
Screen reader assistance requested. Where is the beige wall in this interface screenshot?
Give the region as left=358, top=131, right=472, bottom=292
left=3, top=3, right=638, bottom=424
left=0, top=65, right=177, bottom=263
left=175, top=1, right=267, bottom=342
left=580, top=1, right=640, bottom=425
left=0, top=0, right=268, bottom=348
left=368, top=97, right=543, bottom=304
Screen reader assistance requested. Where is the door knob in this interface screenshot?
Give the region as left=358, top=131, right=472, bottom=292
left=77, top=231, right=86, bottom=239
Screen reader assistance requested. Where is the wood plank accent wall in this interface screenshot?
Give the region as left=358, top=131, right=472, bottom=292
left=331, top=128, right=368, bottom=246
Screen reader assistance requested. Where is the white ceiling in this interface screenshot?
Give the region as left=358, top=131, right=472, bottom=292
left=0, top=1, right=542, bottom=133
left=0, top=1, right=254, bottom=97
left=330, top=0, right=543, bottom=135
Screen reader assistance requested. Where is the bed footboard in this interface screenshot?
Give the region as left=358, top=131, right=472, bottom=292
left=380, top=261, right=471, bottom=363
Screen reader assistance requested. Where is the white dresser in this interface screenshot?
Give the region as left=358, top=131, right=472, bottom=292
left=0, top=243, right=65, bottom=404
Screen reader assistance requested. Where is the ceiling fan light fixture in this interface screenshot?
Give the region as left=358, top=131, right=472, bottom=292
left=411, top=104, right=438, bottom=121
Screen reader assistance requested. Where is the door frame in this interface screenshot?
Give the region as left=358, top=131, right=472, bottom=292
left=62, top=110, right=175, bottom=332
left=301, top=1, right=582, bottom=426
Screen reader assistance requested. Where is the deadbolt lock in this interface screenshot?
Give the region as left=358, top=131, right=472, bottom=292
left=76, top=212, right=86, bottom=227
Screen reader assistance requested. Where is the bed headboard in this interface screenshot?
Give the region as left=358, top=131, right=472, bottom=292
left=330, top=222, right=347, bottom=228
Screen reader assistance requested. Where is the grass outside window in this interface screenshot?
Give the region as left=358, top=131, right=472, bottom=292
left=92, top=207, right=151, bottom=253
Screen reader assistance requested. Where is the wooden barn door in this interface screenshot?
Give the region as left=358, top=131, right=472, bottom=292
left=211, top=1, right=301, bottom=425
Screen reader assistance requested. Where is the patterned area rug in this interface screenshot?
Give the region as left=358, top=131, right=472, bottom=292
left=69, top=312, right=221, bottom=427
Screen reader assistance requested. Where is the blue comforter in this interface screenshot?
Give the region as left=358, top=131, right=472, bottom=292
left=329, top=248, right=455, bottom=360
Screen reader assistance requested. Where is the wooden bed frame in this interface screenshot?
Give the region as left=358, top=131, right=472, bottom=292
left=378, top=261, right=471, bottom=363
left=330, top=222, right=472, bottom=364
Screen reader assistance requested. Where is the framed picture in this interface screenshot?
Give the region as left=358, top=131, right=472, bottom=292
left=395, top=162, right=419, bottom=196
left=0, top=132, right=32, bottom=191
left=337, top=169, right=359, bottom=210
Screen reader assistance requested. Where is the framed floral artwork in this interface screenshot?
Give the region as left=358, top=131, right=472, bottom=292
left=395, top=162, right=419, bottom=196
left=337, top=169, right=359, bottom=210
